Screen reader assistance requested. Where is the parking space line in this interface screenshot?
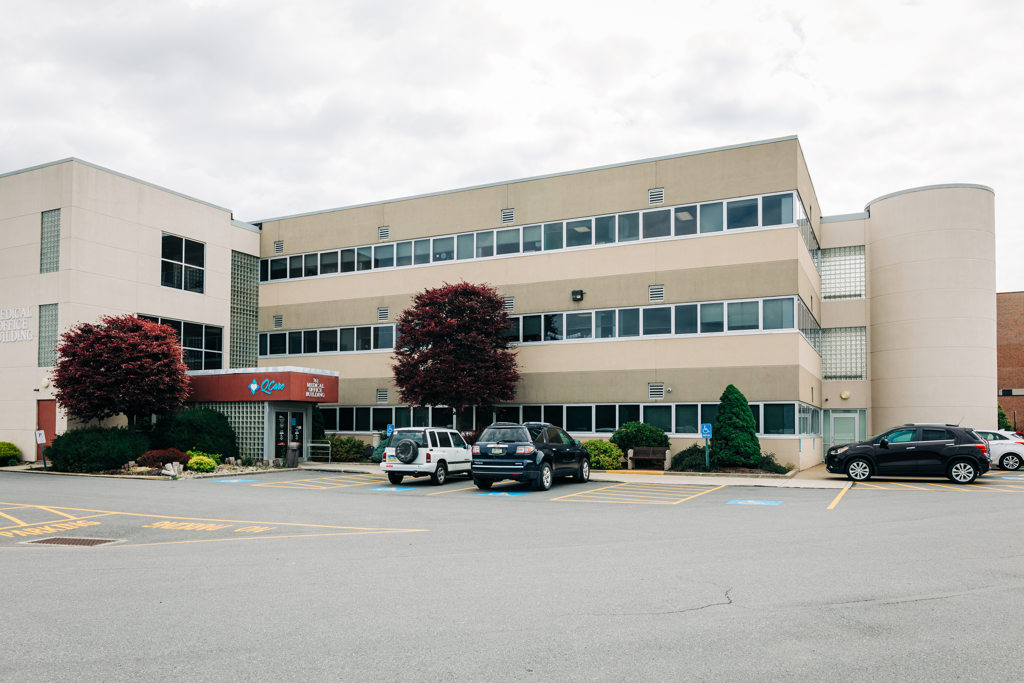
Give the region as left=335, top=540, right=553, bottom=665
left=889, top=482, right=934, bottom=491
left=252, top=474, right=387, bottom=489
left=827, top=487, right=849, bottom=509
left=0, top=509, right=27, bottom=525
left=673, top=484, right=725, bottom=504
left=552, top=482, right=723, bottom=505
left=550, top=483, right=629, bottom=502
left=426, top=485, right=480, bottom=495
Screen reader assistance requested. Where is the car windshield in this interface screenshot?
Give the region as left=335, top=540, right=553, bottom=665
left=387, top=430, right=425, bottom=447
left=478, top=426, right=530, bottom=443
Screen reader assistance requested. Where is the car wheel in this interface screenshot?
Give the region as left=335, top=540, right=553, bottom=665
left=575, top=457, right=591, bottom=483
left=387, top=473, right=404, bottom=485
left=395, top=439, right=418, bottom=464
left=535, top=462, right=553, bottom=491
left=948, top=460, right=978, bottom=484
left=430, top=463, right=448, bottom=485
left=845, top=458, right=872, bottom=482
left=474, top=477, right=493, bottom=490
left=1000, top=453, right=1022, bottom=471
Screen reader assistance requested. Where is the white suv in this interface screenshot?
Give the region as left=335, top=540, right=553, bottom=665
left=975, top=430, right=1024, bottom=470
left=380, top=427, right=472, bottom=485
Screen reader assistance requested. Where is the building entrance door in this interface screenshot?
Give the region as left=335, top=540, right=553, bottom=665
left=273, top=409, right=305, bottom=462
left=830, top=412, right=860, bottom=449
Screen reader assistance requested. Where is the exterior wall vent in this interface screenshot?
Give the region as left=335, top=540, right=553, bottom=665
left=648, top=382, right=665, bottom=400
left=273, top=240, right=284, bottom=254
left=648, top=285, right=665, bottom=302
left=503, top=296, right=515, bottom=312
left=376, top=388, right=389, bottom=403
left=501, top=208, right=514, bottom=224
left=378, top=226, right=390, bottom=241
left=273, top=315, right=283, bottom=329
left=377, top=307, right=389, bottom=322
left=648, top=188, right=665, bottom=205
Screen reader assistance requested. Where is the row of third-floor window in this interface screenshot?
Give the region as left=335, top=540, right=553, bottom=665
left=258, top=191, right=809, bottom=282
left=257, top=295, right=821, bottom=358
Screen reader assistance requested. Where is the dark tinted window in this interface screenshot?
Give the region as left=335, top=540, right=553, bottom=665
left=479, top=426, right=530, bottom=442
left=435, top=431, right=453, bottom=448
left=921, top=428, right=953, bottom=441
left=388, top=430, right=425, bottom=447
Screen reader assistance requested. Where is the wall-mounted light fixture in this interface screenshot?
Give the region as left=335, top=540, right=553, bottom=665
left=571, top=289, right=585, bottom=302
left=840, top=391, right=851, bottom=400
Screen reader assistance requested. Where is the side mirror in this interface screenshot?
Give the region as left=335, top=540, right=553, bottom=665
left=879, top=438, right=889, bottom=449
left=573, top=440, right=581, bottom=447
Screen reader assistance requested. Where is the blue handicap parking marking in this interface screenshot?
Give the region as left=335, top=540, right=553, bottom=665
left=214, top=479, right=258, bottom=483
left=479, top=491, right=533, bottom=497
left=727, top=499, right=783, bottom=506
left=1000, top=476, right=1024, bottom=480
left=370, top=486, right=414, bottom=492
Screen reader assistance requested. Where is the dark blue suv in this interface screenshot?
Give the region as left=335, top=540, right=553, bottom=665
left=471, top=422, right=590, bottom=491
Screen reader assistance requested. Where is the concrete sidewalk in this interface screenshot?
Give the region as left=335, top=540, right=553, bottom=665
left=298, top=460, right=850, bottom=489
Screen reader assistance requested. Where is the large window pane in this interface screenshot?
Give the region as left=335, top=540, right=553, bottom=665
left=340, top=249, right=355, bottom=272
left=320, top=251, right=339, bottom=274
left=700, top=202, right=723, bottom=233
left=727, top=301, right=759, bottom=331
left=674, top=205, right=697, bottom=236
left=432, top=407, right=454, bottom=428
left=700, top=404, right=718, bottom=427
left=643, top=307, right=671, bottom=335
left=475, top=231, right=494, bottom=258
left=183, top=267, right=204, bottom=293
left=496, top=227, right=520, bottom=254
left=269, top=258, right=287, bottom=280
left=543, top=405, right=563, bottom=427
left=675, top=304, right=698, bottom=334
left=355, top=407, right=371, bottom=432
left=374, top=244, right=394, bottom=269
left=268, top=333, right=286, bottom=355
left=372, top=408, right=393, bottom=432
left=373, top=326, right=394, bottom=349
left=162, top=234, right=183, bottom=261
left=642, top=209, right=671, bottom=239
left=595, top=405, right=617, bottom=432
left=643, top=405, right=672, bottom=433
left=259, top=333, right=268, bottom=356
left=544, top=313, right=563, bottom=341
left=183, top=240, right=204, bottom=267
left=764, top=403, right=795, bottom=434
left=566, top=219, right=592, bottom=247
left=182, top=322, right=203, bottom=349
left=319, top=329, right=338, bottom=352
left=727, top=198, right=759, bottom=229
left=339, top=328, right=354, bottom=351
left=763, top=297, right=794, bottom=329
left=413, top=239, right=431, bottom=265
left=700, top=303, right=724, bottom=333
left=289, top=255, right=303, bottom=278
left=595, top=216, right=616, bottom=244
left=394, top=408, right=411, bottom=428
left=595, top=310, right=616, bottom=338
left=303, top=330, right=318, bottom=354
left=338, top=407, right=354, bottom=431
left=566, top=406, right=592, bottom=432
left=522, top=225, right=542, bottom=252
left=457, top=234, right=474, bottom=260
left=502, top=317, right=520, bottom=343
left=356, top=247, right=372, bottom=271
left=522, top=315, right=542, bottom=342
left=675, top=405, right=698, bottom=434
left=322, top=407, right=338, bottom=431
left=304, top=253, right=319, bottom=277
left=543, top=222, right=563, bottom=250
left=396, top=241, right=413, bottom=267
left=618, top=213, right=639, bottom=242
left=412, top=406, right=430, bottom=427
left=432, top=237, right=454, bottom=262
left=619, top=404, right=640, bottom=426
left=565, top=312, right=592, bottom=339
left=750, top=404, right=761, bottom=433
left=161, top=261, right=182, bottom=288
left=619, top=308, right=640, bottom=337
left=205, top=326, right=222, bottom=351
left=355, top=327, right=371, bottom=350
left=522, top=405, right=542, bottom=422
left=762, top=193, right=794, bottom=225
left=288, top=331, right=303, bottom=355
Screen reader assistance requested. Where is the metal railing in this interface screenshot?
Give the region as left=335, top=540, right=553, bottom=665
left=308, top=440, right=332, bottom=462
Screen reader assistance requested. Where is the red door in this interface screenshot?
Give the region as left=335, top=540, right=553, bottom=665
left=36, top=400, right=56, bottom=452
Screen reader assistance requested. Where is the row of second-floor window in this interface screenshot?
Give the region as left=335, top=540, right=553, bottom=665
left=259, top=324, right=395, bottom=356
left=320, top=401, right=821, bottom=437
left=259, top=191, right=809, bottom=282
left=139, top=315, right=223, bottom=370
left=259, top=297, right=822, bottom=358
left=161, top=233, right=205, bottom=293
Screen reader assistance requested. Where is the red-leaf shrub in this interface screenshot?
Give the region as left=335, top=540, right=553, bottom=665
left=137, top=448, right=192, bottom=469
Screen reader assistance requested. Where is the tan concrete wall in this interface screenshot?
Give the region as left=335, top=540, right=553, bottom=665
left=866, top=185, right=996, bottom=430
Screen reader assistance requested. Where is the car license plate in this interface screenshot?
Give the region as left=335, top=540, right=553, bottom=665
left=490, top=447, right=504, bottom=454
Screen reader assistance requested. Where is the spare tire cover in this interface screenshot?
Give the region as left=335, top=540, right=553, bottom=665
left=395, top=439, right=419, bottom=464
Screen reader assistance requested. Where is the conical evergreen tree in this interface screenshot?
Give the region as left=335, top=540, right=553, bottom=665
left=710, top=384, right=761, bottom=467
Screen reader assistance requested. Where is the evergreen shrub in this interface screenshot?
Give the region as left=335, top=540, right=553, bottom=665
left=187, top=449, right=222, bottom=465
left=185, top=454, right=217, bottom=472
left=151, top=409, right=238, bottom=459
left=610, top=422, right=670, bottom=454
left=583, top=440, right=623, bottom=470
left=0, top=441, right=22, bottom=466
left=327, top=435, right=370, bottom=462
left=710, top=384, right=761, bottom=467
left=47, top=427, right=149, bottom=473
left=670, top=443, right=710, bottom=472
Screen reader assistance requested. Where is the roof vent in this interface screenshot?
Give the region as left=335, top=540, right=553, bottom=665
left=648, top=382, right=665, bottom=400
left=501, top=208, right=515, bottom=224
left=378, top=226, right=390, bottom=241
left=648, top=285, right=665, bottom=302
left=648, top=188, right=665, bottom=205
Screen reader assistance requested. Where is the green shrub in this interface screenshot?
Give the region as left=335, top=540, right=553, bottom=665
left=47, top=427, right=149, bottom=473
left=151, top=409, right=238, bottom=459
left=610, top=422, right=670, bottom=454
left=185, top=454, right=217, bottom=472
left=137, top=448, right=191, bottom=468
left=370, top=431, right=388, bottom=463
left=583, top=440, right=623, bottom=470
left=0, top=441, right=22, bottom=466
left=186, top=449, right=222, bottom=465
left=747, top=452, right=792, bottom=474
left=999, top=405, right=1013, bottom=430
left=710, top=385, right=761, bottom=467
left=328, top=435, right=370, bottom=462
left=670, top=443, right=710, bottom=472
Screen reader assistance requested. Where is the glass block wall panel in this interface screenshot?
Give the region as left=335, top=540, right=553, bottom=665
left=821, top=326, right=867, bottom=380
left=821, top=246, right=865, bottom=300
left=230, top=251, right=259, bottom=368
left=189, top=401, right=265, bottom=461
left=40, top=209, right=61, bottom=273
left=37, top=303, right=58, bottom=367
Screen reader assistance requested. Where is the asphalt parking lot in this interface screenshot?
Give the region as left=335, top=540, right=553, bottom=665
left=3, top=468, right=1024, bottom=681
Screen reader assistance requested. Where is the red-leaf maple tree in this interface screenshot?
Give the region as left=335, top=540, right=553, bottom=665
left=392, top=282, right=520, bottom=420
left=52, top=314, right=191, bottom=427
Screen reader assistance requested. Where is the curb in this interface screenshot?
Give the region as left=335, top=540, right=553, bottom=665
left=0, top=466, right=300, bottom=480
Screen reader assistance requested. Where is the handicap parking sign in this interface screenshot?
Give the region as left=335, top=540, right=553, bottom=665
left=386, top=424, right=394, bottom=436
left=701, top=423, right=713, bottom=438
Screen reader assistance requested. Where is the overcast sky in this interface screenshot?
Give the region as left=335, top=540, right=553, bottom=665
left=4, top=0, right=1022, bottom=289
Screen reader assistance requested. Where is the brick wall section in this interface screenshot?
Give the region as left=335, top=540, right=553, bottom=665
left=998, top=292, right=1024, bottom=429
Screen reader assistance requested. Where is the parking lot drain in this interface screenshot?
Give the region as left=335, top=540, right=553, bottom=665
left=26, top=537, right=121, bottom=547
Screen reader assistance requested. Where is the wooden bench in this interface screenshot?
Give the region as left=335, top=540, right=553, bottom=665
left=628, top=447, right=670, bottom=470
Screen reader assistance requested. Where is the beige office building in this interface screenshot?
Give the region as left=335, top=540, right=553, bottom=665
left=0, top=137, right=996, bottom=469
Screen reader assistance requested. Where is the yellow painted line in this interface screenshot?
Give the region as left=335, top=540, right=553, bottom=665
left=36, top=506, right=80, bottom=519
left=0, top=510, right=27, bottom=525
left=926, top=482, right=977, bottom=492
left=827, top=487, right=849, bottom=510
left=890, top=482, right=933, bottom=491
left=550, top=482, right=629, bottom=502
left=426, top=485, right=478, bottom=496
left=673, top=484, right=725, bottom=504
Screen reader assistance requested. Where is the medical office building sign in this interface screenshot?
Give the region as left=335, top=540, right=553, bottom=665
left=0, top=307, right=33, bottom=343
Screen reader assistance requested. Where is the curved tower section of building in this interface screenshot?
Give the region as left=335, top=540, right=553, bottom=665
left=866, top=184, right=996, bottom=432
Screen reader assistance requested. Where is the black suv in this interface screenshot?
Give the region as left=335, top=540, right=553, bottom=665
left=825, top=423, right=990, bottom=484
left=471, top=422, right=590, bottom=491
